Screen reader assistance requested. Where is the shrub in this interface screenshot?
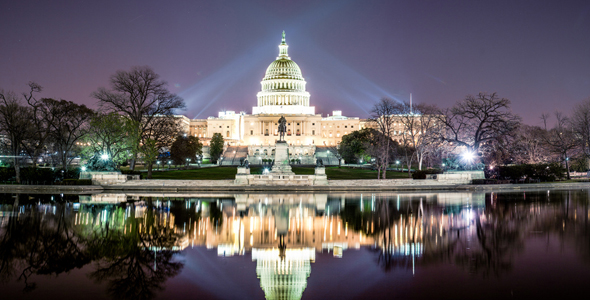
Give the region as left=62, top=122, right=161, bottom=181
left=121, top=170, right=142, bottom=179
left=497, top=163, right=565, bottom=182
left=412, top=169, right=443, bottom=179
left=58, top=179, right=93, bottom=185
left=0, top=168, right=16, bottom=182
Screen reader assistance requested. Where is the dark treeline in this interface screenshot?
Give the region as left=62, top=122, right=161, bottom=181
left=341, top=92, right=590, bottom=180
left=0, top=66, right=198, bottom=183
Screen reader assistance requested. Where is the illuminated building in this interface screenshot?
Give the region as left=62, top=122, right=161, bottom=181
left=182, top=32, right=361, bottom=162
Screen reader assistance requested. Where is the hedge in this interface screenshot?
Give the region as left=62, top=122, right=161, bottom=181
left=412, top=169, right=443, bottom=180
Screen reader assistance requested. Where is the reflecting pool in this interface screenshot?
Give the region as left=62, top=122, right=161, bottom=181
left=2, top=189, right=590, bottom=299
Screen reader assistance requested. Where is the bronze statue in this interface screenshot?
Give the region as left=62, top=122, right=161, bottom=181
left=278, top=115, right=287, bottom=142
left=316, top=158, right=323, bottom=167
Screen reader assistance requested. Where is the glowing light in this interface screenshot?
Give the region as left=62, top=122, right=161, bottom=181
left=461, top=150, right=475, bottom=164
left=81, top=166, right=87, bottom=171
left=101, top=154, right=109, bottom=160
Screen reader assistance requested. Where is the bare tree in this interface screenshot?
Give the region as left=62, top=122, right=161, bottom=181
left=510, top=124, right=550, bottom=164
left=46, top=99, right=94, bottom=170
left=22, top=83, right=57, bottom=168
left=437, top=92, right=521, bottom=164
left=93, top=66, right=185, bottom=170
left=0, top=89, right=34, bottom=183
left=396, top=102, right=441, bottom=171
left=370, top=98, right=399, bottom=179
left=83, top=112, right=135, bottom=165
left=571, top=99, right=590, bottom=163
left=541, top=112, right=578, bottom=179
left=141, top=115, right=181, bottom=178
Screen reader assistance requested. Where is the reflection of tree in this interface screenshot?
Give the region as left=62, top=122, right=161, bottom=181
left=361, top=194, right=530, bottom=277
left=0, top=198, right=187, bottom=299
left=456, top=201, right=526, bottom=277
left=85, top=203, right=184, bottom=300
left=0, top=197, right=89, bottom=291
left=372, top=198, right=425, bottom=272
left=530, top=191, right=590, bottom=263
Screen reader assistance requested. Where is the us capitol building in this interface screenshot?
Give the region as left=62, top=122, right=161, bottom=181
left=178, top=32, right=365, bottom=164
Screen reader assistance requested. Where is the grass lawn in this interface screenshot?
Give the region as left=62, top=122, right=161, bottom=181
left=144, top=166, right=410, bottom=180
left=325, top=167, right=409, bottom=179
left=150, top=167, right=237, bottom=180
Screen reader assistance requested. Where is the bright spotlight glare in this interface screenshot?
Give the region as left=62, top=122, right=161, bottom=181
left=461, top=150, right=475, bottom=163
left=101, top=154, right=109, bottom=160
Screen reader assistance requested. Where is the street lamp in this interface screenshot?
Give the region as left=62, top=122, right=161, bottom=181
left=396, top=160, right=400, bottom=171
left=157, top=161, right=160, bottom=171
left=168, top=160, right=171, bottom=169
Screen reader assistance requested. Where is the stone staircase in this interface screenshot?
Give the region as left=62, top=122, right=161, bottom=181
left=314, top=146, right=340, bottom=166
left=220, top=146, right=249, bottom=166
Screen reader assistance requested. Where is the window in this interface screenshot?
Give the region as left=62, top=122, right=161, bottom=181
left=312, top=123, right=315, bottom=125
left=337, top=126, right=340, bottom=128
left=288, top=123, right=291, bottom=126
left=219, top=126, right=222, bottom=128
left=297, top=123, right=300, bottom=125
left=226, top=131, right=230, bottom=137
left=250, top=130, right=253, bottom=135
left=345, top=125, right=348, bottom=128
left=312, top=130, right=315, bottom=135
left=227, top=126, right=229, bottom=128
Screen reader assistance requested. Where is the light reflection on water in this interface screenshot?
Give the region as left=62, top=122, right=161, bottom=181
left=1, top=189, right=590, bottom=300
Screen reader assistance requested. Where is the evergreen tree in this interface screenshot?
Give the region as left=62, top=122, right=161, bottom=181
left=170, top=134, right=202, bottom=167
left=209, top=133, right=224, bottom=164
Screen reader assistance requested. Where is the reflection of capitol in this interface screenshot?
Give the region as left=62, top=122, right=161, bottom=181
left=213, top=194, right=373, bottom=256
left=6, top=190, right=590, bottom=299
left=77, top=191, right=488, bottom=300
left=253, top=248, right=314, bottom=300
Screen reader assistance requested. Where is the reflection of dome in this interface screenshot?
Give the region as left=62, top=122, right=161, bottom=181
left=254, top=31, right=313, bottom=115
left=253, top=248, right=314, bottom=300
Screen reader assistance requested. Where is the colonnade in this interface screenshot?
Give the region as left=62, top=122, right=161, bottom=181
left=258, top=94, right=310, bottom=106
left=262, top=81, right=305, bottom=90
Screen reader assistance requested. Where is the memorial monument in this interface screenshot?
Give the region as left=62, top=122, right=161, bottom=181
left=271, top=115, right=294, bottom=175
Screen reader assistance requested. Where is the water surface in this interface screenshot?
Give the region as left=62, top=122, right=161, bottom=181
left=2, top=189, right=589, bottom=299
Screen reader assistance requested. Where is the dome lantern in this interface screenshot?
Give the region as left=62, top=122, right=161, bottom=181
left=278, top=30, right=289, bottom=59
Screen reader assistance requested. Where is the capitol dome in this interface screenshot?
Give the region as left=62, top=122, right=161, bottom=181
left=263, top=59, right=304, bottom=81
left=253, top=32, right=314, bottom=115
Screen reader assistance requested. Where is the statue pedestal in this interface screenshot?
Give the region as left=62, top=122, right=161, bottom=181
left=79, top=171, right=139, bottom=185
left=314, top=167, right=328, bottom=185
left=235, top=167, right=251, bottom=185
left=270, top=141, right=293, bottom=175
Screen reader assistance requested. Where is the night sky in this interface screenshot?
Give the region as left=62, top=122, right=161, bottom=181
left=1, top=0, right=589, bottom=125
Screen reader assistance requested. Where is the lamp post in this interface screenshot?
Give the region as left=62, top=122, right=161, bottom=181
left=157, top=161, right=160, bottom=171
left=168, top=160, right=171, bottom=169
left=396, top=160, right=400, bottom=171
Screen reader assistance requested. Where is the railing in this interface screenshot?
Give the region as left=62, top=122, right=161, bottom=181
left=250, top=175, right=312, bottom=180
